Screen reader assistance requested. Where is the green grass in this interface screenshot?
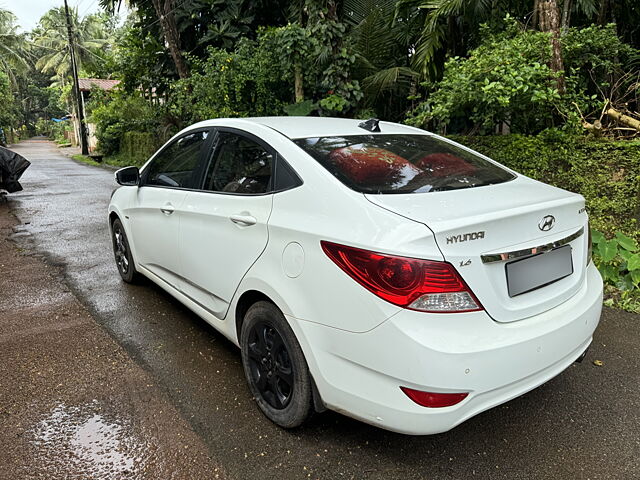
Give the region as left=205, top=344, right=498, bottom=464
left=70, top=154, right=110, bottom=168
left=70, top=153, right=141, bottom=169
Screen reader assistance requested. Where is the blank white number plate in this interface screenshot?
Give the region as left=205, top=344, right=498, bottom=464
left=506, top=245, right=573, bottom=297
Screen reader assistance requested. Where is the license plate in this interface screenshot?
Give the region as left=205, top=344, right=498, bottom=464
left=505, top=245, right=573, bottom=297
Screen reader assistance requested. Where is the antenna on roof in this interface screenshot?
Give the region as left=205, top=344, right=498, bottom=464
left=358, top=118, right=381, bottom=133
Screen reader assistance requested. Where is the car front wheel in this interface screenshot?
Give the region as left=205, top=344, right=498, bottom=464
left=111, top=218, right=140, bottom=283
left=240, top=301, right=313, bottom=428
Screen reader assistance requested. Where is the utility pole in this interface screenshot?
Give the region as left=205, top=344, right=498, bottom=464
left=63, top=0, right=89, bottom=155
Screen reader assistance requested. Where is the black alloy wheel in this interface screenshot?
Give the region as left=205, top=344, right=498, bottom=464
left=240, top=301, right=313, bottom=428
left=111, top=218, right=140, bottom=283
left=247, top=321, right=294, bottom=409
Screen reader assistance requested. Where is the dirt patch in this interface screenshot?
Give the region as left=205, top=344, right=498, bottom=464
left=0, top=201, right=225, bottom=479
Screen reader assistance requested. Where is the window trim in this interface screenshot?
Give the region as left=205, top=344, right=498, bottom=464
left=194, top=126, right=302, bottom=197
left=139, top=127, right=215, bottom=190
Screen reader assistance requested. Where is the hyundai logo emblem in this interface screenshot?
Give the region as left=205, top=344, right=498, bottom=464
left=538, top=215, right=556, bottom=231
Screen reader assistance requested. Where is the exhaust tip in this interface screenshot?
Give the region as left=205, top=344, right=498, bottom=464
left=575, top=348, right=589, bottom=364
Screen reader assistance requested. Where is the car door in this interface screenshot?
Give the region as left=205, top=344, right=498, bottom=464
left=179, top=129, right=274, bottom=319
left=127, top=129, right=211, bottom=289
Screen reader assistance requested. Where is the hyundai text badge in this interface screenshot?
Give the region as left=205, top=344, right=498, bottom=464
left=538, top=215, right=556, bottom=231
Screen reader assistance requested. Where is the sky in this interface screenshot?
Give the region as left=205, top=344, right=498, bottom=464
left=2, top=0, right=110, bottom=32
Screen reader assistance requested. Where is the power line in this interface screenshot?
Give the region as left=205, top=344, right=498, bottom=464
left=146, top=0, right=190, bottom=28
left=80, top=0, right=100, bottom=18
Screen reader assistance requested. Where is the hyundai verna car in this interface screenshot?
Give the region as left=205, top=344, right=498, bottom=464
left=108, top=117, right=603, bottom=434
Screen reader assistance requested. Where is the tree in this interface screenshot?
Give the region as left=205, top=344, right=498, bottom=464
left=0, top=71, right=15, bottom=130
left=148, top=0, right=189, bottom=79
left=345, top=0, right=421, bottom=120
left=0, top=8, right=31, bottom=84
left=537, top=0, right=565, bottom=92
left=32, top=7, right=108, bottom=81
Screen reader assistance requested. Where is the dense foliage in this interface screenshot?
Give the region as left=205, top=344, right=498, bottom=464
left=407, top=19, right=639, bottom=134
left=169, top=36, right=289, bottom=125
left=88, top=91, right=159, bottom=156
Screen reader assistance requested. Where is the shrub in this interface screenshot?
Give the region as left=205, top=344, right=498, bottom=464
left=88, top=90, right=160, bottom=156
left=169, top=37, right=289, bottom=124
left=120, top=131, right=157, bottom=166
left=591, top=230, right=640, bottom=312
left=407, top=19, right=637, bottom=134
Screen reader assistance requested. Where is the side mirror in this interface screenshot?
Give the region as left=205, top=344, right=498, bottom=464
left=115, top=166, right=140, bottom=186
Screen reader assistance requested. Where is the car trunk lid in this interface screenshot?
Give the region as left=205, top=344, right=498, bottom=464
left=365, top=176, right=589, bottom=322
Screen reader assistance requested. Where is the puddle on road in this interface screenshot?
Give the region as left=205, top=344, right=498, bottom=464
left=30, top=402, right=148, bottom=478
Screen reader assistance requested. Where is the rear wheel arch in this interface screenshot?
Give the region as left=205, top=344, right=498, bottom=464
left=235, top=290, right=274, bottom=342
left=234, top=289, right=326, bottom=414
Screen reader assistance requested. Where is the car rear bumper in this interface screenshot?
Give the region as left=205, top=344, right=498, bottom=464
left=292, top=263, right=603, bottom=435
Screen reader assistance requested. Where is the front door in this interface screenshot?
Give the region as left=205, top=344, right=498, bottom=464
left=127, top=129, right=210, bottom=289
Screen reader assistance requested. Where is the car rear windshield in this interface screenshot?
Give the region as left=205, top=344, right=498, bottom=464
left=294, top=134, right=515, bottom=194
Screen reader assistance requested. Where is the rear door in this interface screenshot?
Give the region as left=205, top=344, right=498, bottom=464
left=179, top=129, right=274, bottom=319
left=128, top=129, right=211, bottom=288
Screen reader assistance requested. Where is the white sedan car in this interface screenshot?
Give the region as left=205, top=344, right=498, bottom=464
left=108, top=117, right=603, bottom=435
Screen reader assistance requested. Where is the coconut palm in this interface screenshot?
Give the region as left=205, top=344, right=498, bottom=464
left=33, top=7, right=108, bottom=81
left=344, top=0, right=421, bottom=120
left=0, top=8, right=31, bottom=83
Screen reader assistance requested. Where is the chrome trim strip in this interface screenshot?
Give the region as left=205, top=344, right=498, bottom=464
left=144, top=263, right=227, bottom=317
left=480, top=227, right=584, bottom=264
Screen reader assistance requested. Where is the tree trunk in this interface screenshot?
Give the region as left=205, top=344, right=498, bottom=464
left=294, top=63, right=304, bottom=103
left=597, top=0, right=611, bottom=25
left=150, top=0, right=189, bottom=79
left=561, top=0, right=571, bottom=33
left=582, top=119, right=603, bottom=137
left=606, top=108, right=640, bottom=132
left=532, top=0, right=540, bottom=28
left=539, top=0, right=565, bottom=93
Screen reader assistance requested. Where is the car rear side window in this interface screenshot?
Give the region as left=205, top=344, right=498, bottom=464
left=203, top=132, right=273, bottom=194
left=294, top=134, right=515, bottom=194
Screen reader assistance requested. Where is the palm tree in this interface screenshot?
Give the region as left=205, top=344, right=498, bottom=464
left=402, top=0, right=607, bottom=80
left=32, top=7, right=108, bottom=81
left=344, top=0, right=421, bottom=120
left=0, top=8, right=31, bottom=83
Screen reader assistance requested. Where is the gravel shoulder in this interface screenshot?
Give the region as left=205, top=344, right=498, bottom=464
left=0, top=201, right=224, bottom=479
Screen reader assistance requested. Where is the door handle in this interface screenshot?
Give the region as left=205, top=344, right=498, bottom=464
left=160, top=204, right=175, bottom=215
left=230, top=214, right=257, bottom=226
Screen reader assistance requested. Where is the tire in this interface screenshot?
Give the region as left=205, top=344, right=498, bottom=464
left=111, top=218, right=141, bottom=284
left=240, top=301, right=313, bottom=428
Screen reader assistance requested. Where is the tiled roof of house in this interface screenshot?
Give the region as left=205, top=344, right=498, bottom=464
left=78, top=78, right=121, bottom=91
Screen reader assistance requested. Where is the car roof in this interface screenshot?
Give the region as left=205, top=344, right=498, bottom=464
left=190, top=116, right=429, bottom=139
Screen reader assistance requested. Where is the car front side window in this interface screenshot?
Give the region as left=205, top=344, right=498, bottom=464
left=203, top=132, right=273, bottom=194
left=143, top=130, right=209, bottom=189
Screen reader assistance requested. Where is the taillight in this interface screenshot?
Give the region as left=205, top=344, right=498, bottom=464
left=321, top=241, right=482, bottom=313
left=400, top=387, right=468, bottom=408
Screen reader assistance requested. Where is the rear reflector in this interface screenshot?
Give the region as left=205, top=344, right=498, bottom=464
left=321, top=241, right=482, bottom=313
left=400, top=387, right=468, bottom=408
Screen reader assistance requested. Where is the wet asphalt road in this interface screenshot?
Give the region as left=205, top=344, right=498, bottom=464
left=7, top=139, right=640, bottom=479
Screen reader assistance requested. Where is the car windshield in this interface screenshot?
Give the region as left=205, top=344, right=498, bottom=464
left=294, top=134, right=515, bottom=194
